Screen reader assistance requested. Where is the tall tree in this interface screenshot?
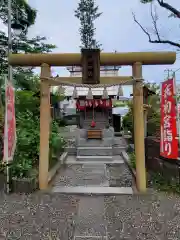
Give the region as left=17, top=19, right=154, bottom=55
left=75, top=0, right=102, bottom=49
left=133, top=1, right=180, bottom=49
left=0, top=0, right=36, bottom=31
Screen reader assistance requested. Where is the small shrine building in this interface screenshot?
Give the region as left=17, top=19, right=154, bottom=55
left=65, top=66, right=123, bottom=130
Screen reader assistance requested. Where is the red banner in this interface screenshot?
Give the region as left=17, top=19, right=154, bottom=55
left=3, top=81, right=16, bottom=162
left=160, top=78, right=178, bottom=159
left=76, top=99, right=112, bottom=110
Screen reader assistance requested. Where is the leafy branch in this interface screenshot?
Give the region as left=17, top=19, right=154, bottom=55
left=0, top=0, right=36, bottom=28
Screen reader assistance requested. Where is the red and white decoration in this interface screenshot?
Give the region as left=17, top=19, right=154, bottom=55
left=160, top=78, right=178, bottom=159
left=3, top=81, right=16, bottom=162
left=76, top=99, right=112, bottom=110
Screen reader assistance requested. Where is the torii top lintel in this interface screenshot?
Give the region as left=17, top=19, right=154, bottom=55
left=8, top=51, right=176, bottom=67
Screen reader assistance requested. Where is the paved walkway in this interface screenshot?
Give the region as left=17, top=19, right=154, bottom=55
left=51, top=155, right=133, bottom=194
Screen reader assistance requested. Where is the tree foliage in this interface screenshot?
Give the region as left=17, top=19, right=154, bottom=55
left=133, top=0, right=180, bottom=49
left=0, top=32, right=56, bottom=87
left=123, top=83, right=161, bottom=137
left=0, top=1, right=65, bottom=178
left=75, top=0, right=102, bottom=49
left=0, top=0, right=36, bottom=30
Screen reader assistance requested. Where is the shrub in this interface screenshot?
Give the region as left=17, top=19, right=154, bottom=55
left=12, top=109, right=66, bottom=177
left=15, top=111, right=40, bottom=166
left=50, top=120, right=66, bottom=157
left=129, top=152, right=136, bottom=169
left=11, top=157, right=33, bottom=179
left=10, top=85, right=66, bottom=178
left=150, top=172, right=180, bottom=194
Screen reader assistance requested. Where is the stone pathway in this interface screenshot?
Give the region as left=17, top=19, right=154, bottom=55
left=49, top=154, right=180, bottom=239
left=74, top=196, right=107, bottom=238
left=50, top=154, right=134, bottom=239
left=52, top=163, right=109, bottom=187
left=51, top=155, right=133, bottom=194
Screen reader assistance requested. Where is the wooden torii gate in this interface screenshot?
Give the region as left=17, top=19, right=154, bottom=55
left=9, top=51, right=176, bottom=192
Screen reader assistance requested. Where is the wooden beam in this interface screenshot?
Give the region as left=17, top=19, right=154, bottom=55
left=9, top=51, right=176, bottom=66
left=42, top=76, right=133, bottom=86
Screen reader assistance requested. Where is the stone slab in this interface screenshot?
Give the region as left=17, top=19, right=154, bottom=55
left=76, top=138, right=113, bottom=147
left=76, top=156, right=113, bottom=161
left=75, top=237, right=107, bottom=240
left=74, top=197, right=107, bottom=237
left=51, top=186, right=133, bottom=195
left=77, top=147, right=113, bottom=156
left=52, top=163, right=108, bottom=187
left=65, top=146, right=77, bottom=155
left=81, top=164, right=108, bottom=186
left=65, top=155, right=124, bottom=165
left=113, top=146, right=126, bottom=155
left=66, top=160, right=124, bottom=165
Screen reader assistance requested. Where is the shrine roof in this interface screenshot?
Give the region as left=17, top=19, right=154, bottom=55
left=64, top=86, right=126, bottom=97
left=66, top=65, right=121, bottom=72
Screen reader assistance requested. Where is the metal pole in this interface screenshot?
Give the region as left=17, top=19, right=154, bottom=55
left=8, top=0, right=13, bottom=83
left=6, top=0, right=12, bottom=194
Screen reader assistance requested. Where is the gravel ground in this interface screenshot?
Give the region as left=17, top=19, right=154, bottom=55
left=0, top=192, right=79, bottom=239
left=104, top=193, right=180, bottom=240
left=52, top=164, right=108, bottom=187
left=107, top=163, right=133, bottom=187
left=1, top=163, right=179, bottom=239
left=52, top=165, right=83, bottom=187
left=1, top=191, right=180, bottom=239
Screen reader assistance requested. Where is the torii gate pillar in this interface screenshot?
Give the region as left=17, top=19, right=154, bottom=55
left=39, top=63, right=51, bottom=190
left=133, top=62, right=146, bottom=192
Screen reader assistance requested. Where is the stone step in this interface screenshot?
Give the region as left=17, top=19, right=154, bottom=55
left=66, top=159, right=124, bottom=165
left=52, top=186, right=133, bottom=195
left=83, top=122, right=106, bottom=125
left=77, top=138, right=113, bottom=147
left=76, top=155, right=113, bottom=161
left=77, top=146, right=113, bottom=156
left=113, top=146, right=126, bottom=155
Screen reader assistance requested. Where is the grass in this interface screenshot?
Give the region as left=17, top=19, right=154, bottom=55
left=127, top=149, right=180, bottom=195
left=149, top=172, right=180, bottom=194
left=129, top=152, right=136, bottom=169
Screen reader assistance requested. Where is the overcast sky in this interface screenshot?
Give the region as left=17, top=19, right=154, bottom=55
left=3, top=0, right=180, bottom=96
